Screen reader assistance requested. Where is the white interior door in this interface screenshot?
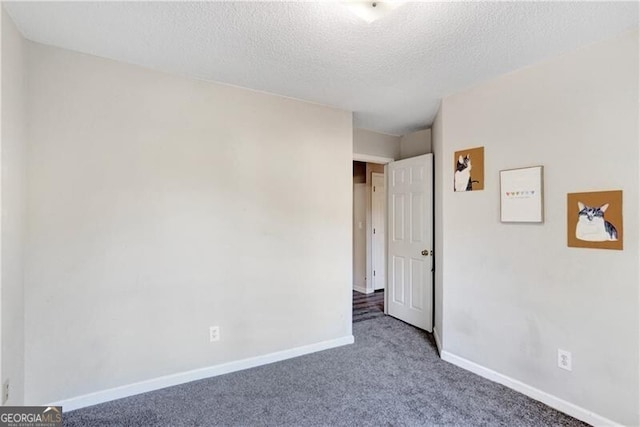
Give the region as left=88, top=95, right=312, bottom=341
left=371, top=173, right=386, bottom=291
left=387, top=154, right=433, bottom=331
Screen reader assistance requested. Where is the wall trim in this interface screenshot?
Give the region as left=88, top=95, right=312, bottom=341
left=432, top=327, right=442, bottom=354
left=353, top=285, right=373, bottom=294
left=48, top=335, right=355, bottom=412
left=441, top=351, right=621, bottom=427
left=353, top=153, right=394, bottom=164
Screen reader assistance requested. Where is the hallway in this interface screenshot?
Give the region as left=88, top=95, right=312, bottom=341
left=352, top=290, right=384, bottom=323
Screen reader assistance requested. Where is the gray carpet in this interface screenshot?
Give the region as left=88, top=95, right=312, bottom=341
left=64, top=316, right=587, bottom=426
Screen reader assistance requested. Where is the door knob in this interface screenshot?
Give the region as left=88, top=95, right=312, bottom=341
left=421, top=249, right=431, bottom=256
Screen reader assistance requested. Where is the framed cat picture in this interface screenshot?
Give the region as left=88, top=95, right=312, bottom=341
left=454, top=146, right=484, bottom=192
left=567, top=190, right=623, bottom=250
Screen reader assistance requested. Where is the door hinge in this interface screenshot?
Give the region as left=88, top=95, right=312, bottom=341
left=373, top=228, right=376, bottom=234
left=373, top=270, right=376, bottom=277
left=373, top=186, right=376, bottom=192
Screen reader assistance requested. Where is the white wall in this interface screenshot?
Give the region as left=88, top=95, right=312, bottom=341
left=351, top=128, right=397, bottom=294
left=24, top=43, right=353, bottom=404
left=352, top=183, right=366, bottom=292
left=1, top=8, right=27, bottom=405
left=364, top=163, right=384, bottom=295
left=353, top=128, right=400, bottom=161
left=399, top=129, right=431, bottom=160
left=439, top=30, right=639, bottom=425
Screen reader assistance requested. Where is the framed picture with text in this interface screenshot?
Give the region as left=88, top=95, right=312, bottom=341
left=500, top=166, right=544, bottom=223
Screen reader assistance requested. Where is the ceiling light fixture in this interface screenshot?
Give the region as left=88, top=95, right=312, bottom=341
left=343, top=1, right=406, bottom=23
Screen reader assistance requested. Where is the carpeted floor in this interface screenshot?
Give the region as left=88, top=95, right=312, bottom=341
left=64, top=316, right=586, bottom=426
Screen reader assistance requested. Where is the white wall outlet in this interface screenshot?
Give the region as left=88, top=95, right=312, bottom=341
left=558, top=349, right=572, bottom=371
left=2, top=380, right=9, bottom=404
left=209, top=326, right=220, bottom=342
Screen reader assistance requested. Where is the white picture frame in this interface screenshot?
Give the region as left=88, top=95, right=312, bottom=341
left=500, top=166, right=544, bottom=223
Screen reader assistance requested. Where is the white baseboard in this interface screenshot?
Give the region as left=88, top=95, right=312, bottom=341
left=432, top=327, right=442, bottom=354
left=441, top=351, right=621, bottom=427
left=353, top=285, right=373, bottom=294
left=49, top=335, right=355, bottom=412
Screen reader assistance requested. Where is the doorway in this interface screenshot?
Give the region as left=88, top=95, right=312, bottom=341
left=352, top=154, right=434, bottom=332
left=371, top=172, right=386, bottom=291
left=352, top=161, right=387, bottom=294
left=352, top=161, right=387, bottom=322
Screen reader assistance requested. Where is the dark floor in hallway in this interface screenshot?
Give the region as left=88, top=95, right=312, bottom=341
left=352, top=289, right=384, bottom=323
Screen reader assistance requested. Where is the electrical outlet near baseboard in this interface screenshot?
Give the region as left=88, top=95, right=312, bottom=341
left=2, top=380, right=9, bottom=404
left=558, top=349, right=572, bottom=371
left=209, top=326, right=220, bottom=342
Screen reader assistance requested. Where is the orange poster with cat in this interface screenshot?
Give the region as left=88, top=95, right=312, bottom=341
left=453, top=147, right=484, bottom=192
left=567, top=190, right=623, bottom=250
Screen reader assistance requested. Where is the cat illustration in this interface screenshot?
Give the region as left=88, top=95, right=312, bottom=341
left=575, top=202, right=618, bottom=242
left=454, top=154, right=479, bottom=192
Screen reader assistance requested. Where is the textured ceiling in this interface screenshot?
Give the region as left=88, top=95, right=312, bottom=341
left=5, top=1, right=639, bottom=136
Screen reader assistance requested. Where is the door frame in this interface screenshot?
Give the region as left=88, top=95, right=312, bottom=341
left=370, top=172, right=386, bottom=292
left=352, top=182, right=368, bottom=293
left=353, top=154, right=394, bottom=164
left=353, top=154, right=393, bottom=296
